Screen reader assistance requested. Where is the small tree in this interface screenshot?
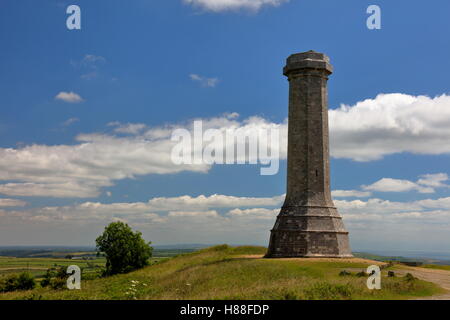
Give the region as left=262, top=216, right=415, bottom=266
left=0, top=272, right=35, bottom=292
left=40, top=268, right=55, bottom=288
left=96, top=221, right=153, bottom=275
left=40, top=267, right=69, bottom=290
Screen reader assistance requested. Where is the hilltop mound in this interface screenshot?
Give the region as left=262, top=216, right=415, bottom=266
left=0, top=245, right=443, bottom=300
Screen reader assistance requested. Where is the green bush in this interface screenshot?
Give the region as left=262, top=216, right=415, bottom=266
left=404, top=273, right=417, bottom=281
left=210, top=244, right=229, bottom=251
left=40, top=267, right=69, bottom=290
left=49, top=277, right=67, bottom=290
left=40, top=268, right=56, bottom=288
left=96, top=221, right=153, bottom=275
left=16, top=272, right=36, bottom=290
left=0, top=272, right=36, bottom=293
left=0, top=275, right=19, bottom=292
left=356, top=271, right=366, bottom=277
left=282, top=290, right=300, bottom=300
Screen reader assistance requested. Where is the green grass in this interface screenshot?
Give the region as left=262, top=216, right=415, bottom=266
left=0, top=245, right=444, bottom=300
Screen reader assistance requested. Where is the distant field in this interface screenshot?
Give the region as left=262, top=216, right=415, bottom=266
left=353, top=252, right=407, bottom=262
left=0, top=245, right=444, bottom=300
left=0, top=257, right=106, bottom=278
left=353, top=252, right=450, bottom=268
left=0, top=248, right=195, bottom=279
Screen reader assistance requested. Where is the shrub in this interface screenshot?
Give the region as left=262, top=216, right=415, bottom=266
left=0, top=272, right=36, bottom=293
left=16, top=272, right=36, bottom=290
left=96, top=222, right=153, bottom=275
left=211, top=244, right=230, bottom=251
left=40, top=267, right=69, bottom=290
left=49, top=277, right=67, bottom=290
left=388, top=271, right=395, bottom=277
left=40, top=268, right=56, bottom=288
left=339, top=270, right=351, bottom=276
left=282, top=290, right=300, bottom=300
left=0, top=275, right=19, bottom=292
left=404, top=273, right=417, bottom=282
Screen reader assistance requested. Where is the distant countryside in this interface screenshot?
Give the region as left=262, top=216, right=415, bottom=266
left=0, top=246, right=201, bottom=281
left=1, top=243, right=450, bottom=300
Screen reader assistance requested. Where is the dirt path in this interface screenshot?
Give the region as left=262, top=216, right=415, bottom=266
left=395, top=267, right=450, bottom=300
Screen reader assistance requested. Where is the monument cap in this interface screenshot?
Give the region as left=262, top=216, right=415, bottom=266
left=283, top=50, right=333, bottom=76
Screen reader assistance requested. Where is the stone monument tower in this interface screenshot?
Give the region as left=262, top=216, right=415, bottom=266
left=266, top=50, right=352, bottom=258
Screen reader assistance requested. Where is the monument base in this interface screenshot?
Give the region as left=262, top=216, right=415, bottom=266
left=265, top=206, right=353, bottom=258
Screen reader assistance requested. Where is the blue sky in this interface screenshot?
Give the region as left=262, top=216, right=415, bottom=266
left=1, top=0, right=450, bottom=253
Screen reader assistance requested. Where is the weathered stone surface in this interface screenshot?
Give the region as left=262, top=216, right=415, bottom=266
left=266, top=50, right=352, bottom=258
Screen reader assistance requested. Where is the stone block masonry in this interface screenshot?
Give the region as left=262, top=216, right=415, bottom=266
left=266, top=51, right=352, bottom=258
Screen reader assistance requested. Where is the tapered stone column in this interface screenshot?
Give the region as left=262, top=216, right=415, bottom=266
left=266, top=51, right=352, bottom=258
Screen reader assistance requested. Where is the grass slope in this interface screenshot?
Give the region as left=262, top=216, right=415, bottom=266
left=0, top=245, right=443, bottom=300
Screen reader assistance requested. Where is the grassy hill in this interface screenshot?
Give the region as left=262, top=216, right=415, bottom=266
left=0, top=245, right=444, bottom=300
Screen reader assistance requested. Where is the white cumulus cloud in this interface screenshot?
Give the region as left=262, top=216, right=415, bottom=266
left=0, top=114, right=283, bottom=198
left=189, top=74, right=219, bottom=87
left=108, top=122, right=147, bottom=134
left=331, top=190, right=372, bottom=198
left=417, top=173, right=449, bottom=188
left=4, top=92, right=450, bottom=198
left=330, top=93, right=450, bottom=161
left=55, top=91, right=84, bottom=103
left=362, top=173, right=449, bottom=194
left=0, top=198, right=27, bottom=207
left=183, top=0, right=288, bottom=12
left=363, top=178, right=434, bottom=194
left=168, top=210, right=219, bottom=218
left=227, top=207, right=278, bottom=219
left=61, top=117, right=80, bottom=127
